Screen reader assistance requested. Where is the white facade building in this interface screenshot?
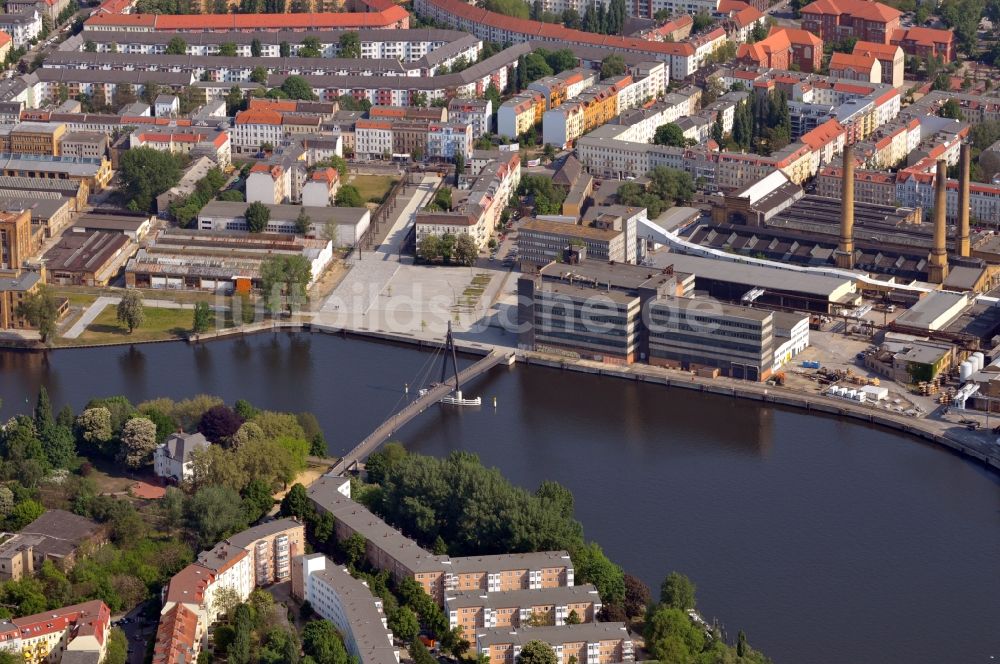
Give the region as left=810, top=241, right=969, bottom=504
left=153, top=432, right=210, bottom=483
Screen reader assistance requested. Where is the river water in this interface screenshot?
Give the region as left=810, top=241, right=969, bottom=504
left=1, top=331, right=997, bottom=664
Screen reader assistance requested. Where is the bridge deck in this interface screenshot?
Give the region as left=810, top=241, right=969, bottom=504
left=331, top=350, right=509, bottom=475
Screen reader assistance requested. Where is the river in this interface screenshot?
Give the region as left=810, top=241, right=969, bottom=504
left=1, top=331, right=998, bottom=664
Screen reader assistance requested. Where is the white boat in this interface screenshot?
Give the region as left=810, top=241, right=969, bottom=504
left=440, top=390, right=481, bottom=406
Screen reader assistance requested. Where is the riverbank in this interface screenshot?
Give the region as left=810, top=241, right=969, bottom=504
left=10, top=319, right=1000, bottom=473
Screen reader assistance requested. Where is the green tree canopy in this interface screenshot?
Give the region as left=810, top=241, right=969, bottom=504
left=653, top=122, right=687, bottom=146
left=119, top=147, right=184, bottom=212
left=600, top=54, right=626, bottom=78
left=116, top=290, right=145, bottom=333
left=659, top=571, right=696, bottom=610
left=245, top=201, right=270, bottom=233
left=279, top=75, right=317, bottom=100
left=517, top=641, right=557, bottom=664
left=334, top=184, right=364, bottom=207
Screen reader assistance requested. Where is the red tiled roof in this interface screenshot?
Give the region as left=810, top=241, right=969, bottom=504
left=778, top=26, right=824, bottom=48
left=801, top=119, right=846, bottom=149
left=311, top=167, right=338, bottom=183
left=732, top=5, right=764, bottom=27
left=152, top=604, right=199, bottom=664
left=890, top=26, right=954, bottom=46
left=422, top=0, right=699, bottom=57
left=800, top=0, right=901, bottom=22
left=164, top=564, right=214, bottom=606
left=235, top=109, right=282, bottom=126
left=718, top=0, right=750, bottom=12
left=249, top=99, right=298, bottom=113
left=14, top=601, right=110, bottom=647
left=86, top=6, right=407, bottom=30
left=829, top=51, right=878, bottom=73
left=852, top=40, right=901, bottom=59
left=0, top=31, right=11, bottom=48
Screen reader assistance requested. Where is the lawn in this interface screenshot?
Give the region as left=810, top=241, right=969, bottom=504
left=349, top=174, right=398, bottom=204
left=74, top=305, right=195, bottom=344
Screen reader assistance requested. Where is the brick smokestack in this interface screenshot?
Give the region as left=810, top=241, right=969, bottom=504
left=959, top=142, right=971, bottom=257
left=835, top=144, right=855, bottom=269
left=928, top=159, right=950, bottom=284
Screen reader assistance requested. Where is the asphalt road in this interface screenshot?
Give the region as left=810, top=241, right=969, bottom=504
left=113, top=600, right=158, bottom=664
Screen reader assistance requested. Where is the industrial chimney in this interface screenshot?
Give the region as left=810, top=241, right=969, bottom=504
left=958, top=142, right=971, bottom=257
left=928, top=159, right=950, bottom=284
left=835, top=144, right=855, bottom=269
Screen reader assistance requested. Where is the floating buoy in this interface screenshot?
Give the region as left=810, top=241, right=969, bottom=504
left=493, top=396, right=497, bottom=409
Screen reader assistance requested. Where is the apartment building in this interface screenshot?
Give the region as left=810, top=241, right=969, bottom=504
left=83, top=6, right=410, bottom=32
left=195, top=543, right=254, bottom=620
left=0, top=122, right=66, bottom=155
left=152, top=603, right=201, bottom=664
left=226, top=519, right=305, bottom=587
left=646, top=295, right=776, bottom=381
left=13, top=600, right=110, bottom=664
left=73, top=27, right=474, bottom=61
left=445, top=584, right=601, bottom=633
left=302, top=168, right=340, bottom=207
left=497, top=93, right=544, bottom=140
left=447, top=98, right=492, bottom=138
left=427, top=122, right=473, bottom=161
left=527, top=68, right=599, bottom=113
left=800, top=0, right=901, bottom=43
left=293, top=555, right=399, bottom=664
left=355, top=119, right=394, bottom=159
left=0, top=9, right=40, bottom=47
left=815, top=165, right=896, bottom=205
left=415, top=153, right=520, bottom=249
left=130, top=130, right=231, bottom=168
left=247, top=163, right=289, bottom=205
left=305, top=474, right=573, bottom=606
left=476, top=623, right=633, bottom=664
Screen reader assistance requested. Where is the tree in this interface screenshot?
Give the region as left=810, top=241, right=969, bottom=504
left=301, top=620, right=349, bottom=664
left=279, top=41, right=290, bottom=57
left=388, top=606, right=419, bottom=643
left=600, top=54, right=625, bottom=78
left=416, top=233, right=443, bottom=264
left=245, top=201, right=270, bottom=233
left=229, top=604, right=253, bottom=664
left=339, top=31, right=360, bottom=58
left=565, top=609, right=581, bottom=624
left=103, top=628, right=127, bottom=664
left=7, top=499, right=45, bottom=530
left=485, top=82, right=501, bottom=113
left=225, top=85, right=246, bottom=116
left=119, top=147, right=183, bottom=212
left=644, top=605, right=704, bottom=662
left=517, top=641, right=557, bottom=664
left=117, top=290, right=145, bottom=333
left=334, top=184, right=364, bottom=207
left=454, top=152, right=465, bottom=185
left=251, top=38, right=262, bottom=57
left=192, top=301, right=212, bottom=334
left=217, top=42, right=237, bottom=56
left=295, top=208, right=312, bottom=235
left=76, top=407, right=112, bottom=448
left=653, top=123, right=686, bottom=147
left=572, top=542, right=625, bottom=606
left=212, top=586, right=242, bottom=618
left=660, top=571, right=696, bottom=611
left=298, top=37, right=322, bottom=58
left=84, top=39, right=96, bottom=52
left=198, top=405, right=244, bottom=444
left=453, top=234, right=478, bottom=266
left=711, top=115, right=724, bottom=144
left=410, top=639, right=437, bottom=664
left=280, top=483, right=310, bottom=519
left=342, top=533, right=366, bottom=569
left=623, top=573, right=651, bottom=618
left=259, top=256, right=311, bottom=314
left=121, top=417, right=157, bottom=468
left=186, top=485, right=248, bottom=548
left=165, top=36, right=187, bottom=55
left=250, top=66, right=269, bottom=84
left=523, top=53, right=553, bottom=82
left=243, top=478, right=274, bottom=522
left=940, top=98, right=964, bottom=120
left=16, top=285, right=61, bottom=343
left=412, top=91, right=428, bottom=108
left=280, top=75, right=317, bottom=100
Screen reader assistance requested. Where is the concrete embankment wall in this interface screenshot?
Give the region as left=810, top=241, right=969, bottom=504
left=518, top=354, right=1000, bottom=473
